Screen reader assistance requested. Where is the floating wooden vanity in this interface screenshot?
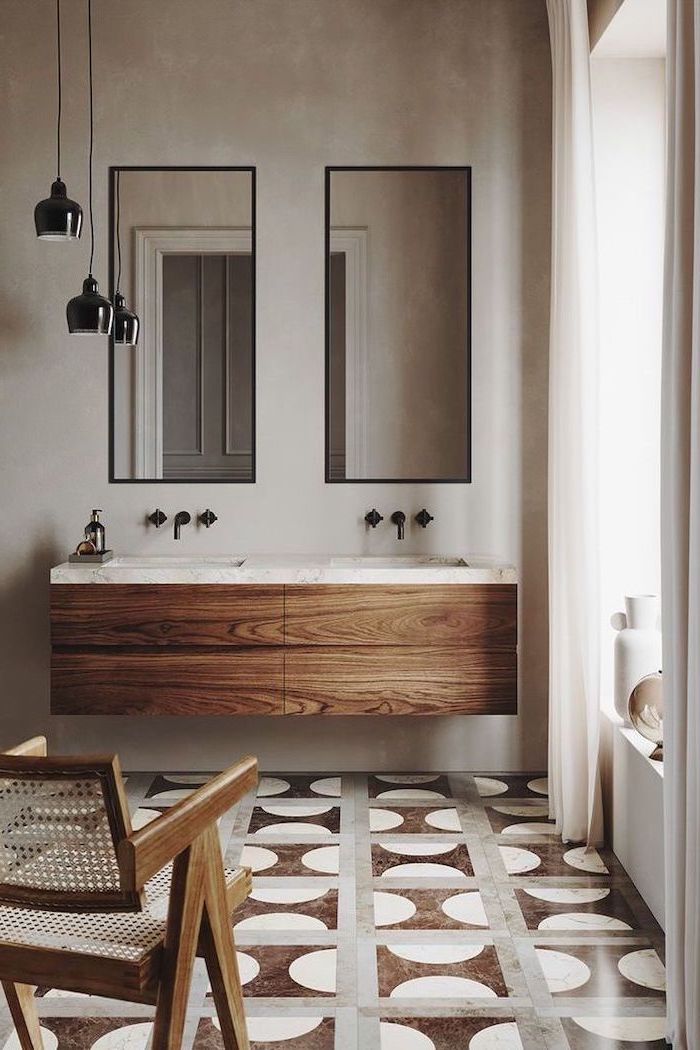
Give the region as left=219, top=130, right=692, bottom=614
left=50, top=558, right=517, bottom=716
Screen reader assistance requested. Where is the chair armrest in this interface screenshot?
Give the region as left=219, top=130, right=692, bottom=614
left=3, top=737, right=48, bottom=757
left=118, top=755, right=257, bottom=890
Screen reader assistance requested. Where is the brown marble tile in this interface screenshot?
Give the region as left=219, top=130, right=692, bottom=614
left=486, top=802, right=555, bottom=834
left=235, top=886, right=338, bottom=930
left=368, top=804, right=462, bottom=834
left=248, top=804, right=340, bottom=835
left=233, top=945, right=338, bottom=998
left=26, top=1018, right=152, bottom=1049
left=372, top=841, right=473, bottom=877
left=368, top=774, right=453, bottom=799
left=516, top=887, right=638, bottom=932
left=475, top=773, right=548, bottom=798
left=560, top=1015, right=667, bottom=1049
left=236, top=842, right=340, bottom=877
left=194, top=1015, right=336, bottom=1049
left=257, top=774, right=342, bottom=799
left=497, top=841, right=615, bottom=878
left=145, top=774, right=209, bottom=801
left=379, top=1016, right=522, bottom=1050
left=534, top=943, right=665, bottom=998
left=376, top=943, right=508, bottom=997
left=373, top=887, right=489, bottom=930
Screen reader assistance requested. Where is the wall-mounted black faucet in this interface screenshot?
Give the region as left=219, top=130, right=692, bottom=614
left=365, top=509, right=383, bottom=529
left=415, top=508, right=434, bottom=528
left=199, top=509, right=218, bottom=528
left=173, top=510, right=191, bottom=540
left=148, top=509, right=167, bottom=529
left=390, top=510, right=406, bottom=540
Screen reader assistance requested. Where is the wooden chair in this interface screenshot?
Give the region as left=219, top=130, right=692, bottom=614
left=0, top=737, right=257, bottom=1050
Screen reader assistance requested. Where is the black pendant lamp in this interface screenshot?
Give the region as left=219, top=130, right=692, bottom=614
left=112, top=171, right=140, bottom=346
left=35, top=0, right=83, bottom=240
left=67, top=0, right=113, bottom=335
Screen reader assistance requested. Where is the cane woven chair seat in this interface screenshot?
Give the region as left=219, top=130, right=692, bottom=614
left=0, top=864, right=243, bottom=962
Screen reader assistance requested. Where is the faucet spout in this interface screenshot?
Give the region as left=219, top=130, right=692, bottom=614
left=173, top=510, right=191, bottom=540
left=390, top=510, right=406, bottom=540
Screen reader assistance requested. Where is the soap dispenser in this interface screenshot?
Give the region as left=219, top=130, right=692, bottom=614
left=85, top=509, right=106, bottom=553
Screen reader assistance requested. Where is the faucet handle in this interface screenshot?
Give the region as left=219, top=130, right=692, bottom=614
left=365, top=508, right=384, bottom=529
left=415, top=508, right=434, bottom=528
left=199, top=509, right=218, bottom=528
left=148, top=509, right=167, bottom=528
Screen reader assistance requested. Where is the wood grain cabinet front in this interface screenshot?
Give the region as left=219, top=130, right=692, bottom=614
left=50, top=582, right=517, bottom=716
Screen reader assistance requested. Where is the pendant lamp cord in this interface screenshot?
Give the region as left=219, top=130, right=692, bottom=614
left=87, top=0, right=95, bottom=277
left=115, top=170, right=122, bottom=293
left=56, top=0, right=62, bottom=180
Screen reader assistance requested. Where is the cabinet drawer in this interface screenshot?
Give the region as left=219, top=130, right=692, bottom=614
left=284, top=645, right=517, bottom=715
left=51, top=649, right=284, bottom=715
left=284, top=585, right=517, bottom=647
left=50, top=585, right=284, bottom=647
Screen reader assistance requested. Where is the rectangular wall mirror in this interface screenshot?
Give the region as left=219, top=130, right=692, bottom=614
left=109, top=166, right=255, bottom=482
left=326, top=166, right=471, bottom=483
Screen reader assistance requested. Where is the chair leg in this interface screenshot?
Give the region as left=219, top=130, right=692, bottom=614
left=201, top=828, right=249, bottom=1050
left=151, top=838, right=206, bottom=1050
left=2, top=983, right=43, bottom=1050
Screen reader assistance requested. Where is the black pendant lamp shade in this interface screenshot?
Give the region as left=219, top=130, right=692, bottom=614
left=35, top=1, right=82, bottom=240
left=113, top=292, right=139, bottom=346
left=67, top=275, right=113, bottom=334
left=35, top=179, right=83, bottom=240
left=67, top=0, right=112, bottom=336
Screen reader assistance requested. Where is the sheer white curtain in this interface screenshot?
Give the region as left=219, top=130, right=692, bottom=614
left=662, top=3, right=700, bottom=1046
left=546, top=0, right=604, bottom=845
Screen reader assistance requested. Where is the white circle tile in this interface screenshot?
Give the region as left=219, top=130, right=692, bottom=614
left=3, top=1028, right=57, bottom=1050
left=502, top=822, right=557, bottom=836
left=302, top=845, right=340, bottom=873
left=381, top=862, right=466, bottom=878
left=378, top=840, right=458, bottom=857
left=91, top=1023, right=153, bottom=1050
left=260, top=803, right=333, bottom=817
left=536, top=948, right=591, bottom=992
left=236, top=951, right=260, bottom=985
left=469, top=1021, right=524, bottom=1049
left=370, top=808, right=405, bottom=832
left=538, top=913, right=632, bottom=931
left=250, top=886, right=330, bottom=904
left=493, top=804, right=550, bottom=818
left=160, top=775, right=207, bottom=785
left=441, top=891, right=489, bottom=927
left=147, top=789, right=195, bottom=803
left=377, top=788, right=446, bottom=801
left=375, top=774, right=441, bottom=784
left=219, top=1016, right=324, bottom=1042
left=310, top=776, right=341, bottom=796
left=563, top=847, right=609, bottom=874
left=288, top=948, right=337, bottom=993
left=130, top=809, right=161, bottom=830
left=522, top=887, right=610, bottom=904
left=235, top=912, right=327, bottom=931
left=380, top=1021, right=436, bottom=1050
left=618, top=948, right=666, bottom=991
left=373, top=890, right=417, bottom=926
left=388, top=943, right=484, bottom=964
left=572, top=1016, right=667, bottom=1041
left=391, top=976, right=497, bottom=999
left=425, top=808, right=461, bottom=831
left=43, top=989, right=89, bottom=998
left=257, top=776, right=291, bottom=797
left=528, top=777, right=549, bottom=795
left=240, top=845, right=279, bottom=872
left=475, top=777, right=509, bottom=797
left=255, top=822, right=331, bottom=837
left=498, top=846, right=541, bottom=873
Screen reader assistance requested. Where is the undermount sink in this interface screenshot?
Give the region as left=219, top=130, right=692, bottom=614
left=107, top=556, right=246, bottom=569
left=330, top=555, right=469, bottom=568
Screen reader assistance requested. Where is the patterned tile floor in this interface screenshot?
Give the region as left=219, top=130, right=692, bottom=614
left=0, top=772, right=667, bottom=1050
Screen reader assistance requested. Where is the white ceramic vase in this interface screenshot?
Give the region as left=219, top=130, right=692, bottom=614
left=611, top=595, right=662, bottom=724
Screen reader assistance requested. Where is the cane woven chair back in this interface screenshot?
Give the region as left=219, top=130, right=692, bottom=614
left=0, top=753, right=141, bottom=912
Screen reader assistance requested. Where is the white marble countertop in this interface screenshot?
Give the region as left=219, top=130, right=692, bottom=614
left=50, top=554, right=517, bottom=585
